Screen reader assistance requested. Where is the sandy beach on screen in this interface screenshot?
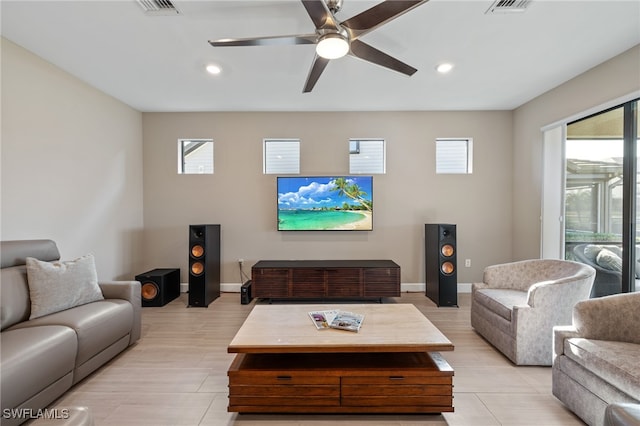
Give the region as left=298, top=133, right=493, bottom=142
left=334, top=211, right=372, bottom=230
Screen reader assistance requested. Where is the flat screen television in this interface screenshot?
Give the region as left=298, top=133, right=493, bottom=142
left=277, top=176, right=373, bottom=231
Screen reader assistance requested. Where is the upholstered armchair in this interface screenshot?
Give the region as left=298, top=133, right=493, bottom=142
left=471, top=259, right=595, bottom=365
left=553, top=292, right=640, bottom=426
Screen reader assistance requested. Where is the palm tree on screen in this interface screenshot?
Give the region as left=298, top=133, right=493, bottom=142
left=332, top=178, right=372, bottom=212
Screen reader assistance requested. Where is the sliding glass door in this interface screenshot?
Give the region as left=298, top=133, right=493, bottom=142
left=565, top=100, right=638, bottom=296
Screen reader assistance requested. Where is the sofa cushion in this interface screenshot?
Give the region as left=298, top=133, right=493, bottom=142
left=1, top=265, right=31, bottom=331
left=0, top=326, right=77, bottom=410
left=26, top=254, right=104, bottom=320
left=583, top=244, right=602, bottom=262
left=473, top=289, right=528, bottom=321
left=1, top=240, right=60, bottom=269
left=564, top=338, right=640, bottom=400
left=9, top=299, right=134, bottom=366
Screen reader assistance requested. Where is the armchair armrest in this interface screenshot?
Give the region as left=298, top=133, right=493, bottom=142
left=526, top=273, right=593, bottom=309
left=99, top=280, right=141, bottom=344
left=552, top=325, right=580, bottom=359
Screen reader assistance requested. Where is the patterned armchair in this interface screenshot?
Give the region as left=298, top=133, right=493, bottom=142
left=471, top=259, right=595, bottom=365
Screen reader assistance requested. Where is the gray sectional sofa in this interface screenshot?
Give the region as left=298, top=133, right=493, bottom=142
left=553, top=292, right=640, bottom=426
left=0, top=240, right=141, bottom=426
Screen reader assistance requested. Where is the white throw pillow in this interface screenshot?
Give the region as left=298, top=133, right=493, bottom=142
left=26, top=254, right=104, bottom=320
left=595, top=249, right=623, bottom=273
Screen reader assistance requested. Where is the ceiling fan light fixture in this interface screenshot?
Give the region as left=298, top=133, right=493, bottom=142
left=316, top=33, right=349, bottom=59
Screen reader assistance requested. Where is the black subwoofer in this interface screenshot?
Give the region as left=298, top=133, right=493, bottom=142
left=240, top=280, right=252, bottom=305
left=425, top=224, right=458, bottom=307
left=135, top=268, right=180, bottom=307
left=188, top=224, right=221, bottom=307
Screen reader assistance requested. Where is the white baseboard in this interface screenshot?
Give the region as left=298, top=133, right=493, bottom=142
left=400, top=282, right=471, bottom=293
left=180, top=282, right=472, bottom=294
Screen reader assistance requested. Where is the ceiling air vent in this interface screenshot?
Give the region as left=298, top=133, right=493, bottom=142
left=486, top=0, right=531, bottom=14
left=136, top=0, right=181, bottom=16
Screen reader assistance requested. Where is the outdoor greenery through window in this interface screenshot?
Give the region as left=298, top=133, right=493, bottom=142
left=178, top=139, right=213, bottom=174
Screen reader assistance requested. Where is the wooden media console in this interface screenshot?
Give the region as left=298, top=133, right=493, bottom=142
left=251, top=260, right=400, bottom=301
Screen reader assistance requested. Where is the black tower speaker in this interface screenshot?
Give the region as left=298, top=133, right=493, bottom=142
left=425, top=224, right=458, bottom=307
left=188, top=224, right=221, bottom=307
left=135, top=268, right=180, bottom=307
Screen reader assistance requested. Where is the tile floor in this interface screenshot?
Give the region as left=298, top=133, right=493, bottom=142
left=53, top=292, right=586, bottom=425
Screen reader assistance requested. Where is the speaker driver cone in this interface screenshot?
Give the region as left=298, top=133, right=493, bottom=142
left=141, top=282, right=159, bottom=301
left=191, top=261, right=204, bottom=276
left=441, top=261, right=455, bottom=275
left=441, top=244, right=454, bottom=257
left=191, top=245, right=204, bottom=258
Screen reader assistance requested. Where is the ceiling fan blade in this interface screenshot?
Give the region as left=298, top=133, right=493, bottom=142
left=303, top=55, right=330, bottom=93
left=301, top=0, right=337, bottom=30
left=209, top=34, right=317, bottom=47
left=349, top=39, right=417, bottom=76
left=341, top=0, right=429, bottom=39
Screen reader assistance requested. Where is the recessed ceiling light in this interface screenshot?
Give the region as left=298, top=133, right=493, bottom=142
left=436, top=63, right=454, bottom=74
left=206, top=64, right=221, bottom=75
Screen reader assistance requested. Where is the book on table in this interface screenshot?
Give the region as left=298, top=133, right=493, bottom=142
left=308, top=309, right=365, bottom=332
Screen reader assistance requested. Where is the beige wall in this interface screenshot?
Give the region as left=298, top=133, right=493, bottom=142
left=4, top=34, right=637, bottom=287
left=513, top=44, right=640, bottom=260
left=1, top=38, right=144, bottom=280
left=142, top=111, right=514, bottom=285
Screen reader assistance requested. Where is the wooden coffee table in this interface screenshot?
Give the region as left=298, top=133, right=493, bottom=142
left=227, top=303, right=454, bottom=414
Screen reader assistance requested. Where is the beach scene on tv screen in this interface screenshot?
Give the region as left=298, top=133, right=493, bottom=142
left=278, top=176, right=373, bottom=231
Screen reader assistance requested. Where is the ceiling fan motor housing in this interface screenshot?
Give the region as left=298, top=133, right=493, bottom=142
left=326, top=0, right=343, bottom=13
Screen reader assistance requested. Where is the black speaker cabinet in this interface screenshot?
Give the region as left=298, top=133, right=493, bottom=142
left=425, top=224, right=458, bottom=307
left=240, top=280, right=252, bottom=305
left=135, top=268, right=180, bottom=307
left=188, top=224, right=221, bottom=307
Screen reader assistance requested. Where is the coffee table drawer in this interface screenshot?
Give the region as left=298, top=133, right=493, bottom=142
left=341, top=375, right=452, bottom=407
left=230, top=385, right=340, bottom=407
left=229, top=376, right=340, bottom=407
left=230, top=374, right=339, bottom=386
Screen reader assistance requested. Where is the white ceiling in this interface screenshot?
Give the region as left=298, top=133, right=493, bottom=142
left=2, top=0, right=639, bottom=112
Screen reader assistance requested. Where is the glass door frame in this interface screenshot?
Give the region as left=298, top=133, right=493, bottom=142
left=565, top=99, right=638, bottom=293
left=621, top=100, right=638, bottom=293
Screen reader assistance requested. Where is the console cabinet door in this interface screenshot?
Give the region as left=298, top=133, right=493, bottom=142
left=363, top=267, right=400, bottom=297
left=326, top=268, right=362, bottom=297
left=291, top=269, right=325, bottom=297
left=253, top=268, right=289, bottom=298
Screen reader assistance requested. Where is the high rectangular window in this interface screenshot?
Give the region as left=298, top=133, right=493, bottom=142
left=349, top=139, right=385, bottom=174
left=436, top=138, right=473, bottom=174
left=264, top=139, right=300, bottom=174
left=178, top=139, right=213, bottom=174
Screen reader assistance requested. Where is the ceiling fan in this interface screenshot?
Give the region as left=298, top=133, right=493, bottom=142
left=209, top=0, right=429, bottom=93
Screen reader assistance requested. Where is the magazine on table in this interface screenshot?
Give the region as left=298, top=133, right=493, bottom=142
left=308, top=310, right=339, bottom=330
left=308, top=309, right=365, bottom=332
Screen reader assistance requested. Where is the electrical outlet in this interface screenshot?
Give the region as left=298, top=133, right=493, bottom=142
left=465, top=259, right=471, bottom=267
